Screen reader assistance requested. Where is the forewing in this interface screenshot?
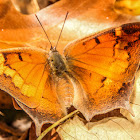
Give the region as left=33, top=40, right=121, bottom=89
left=64, top=22, right=140, bottom=82
left=0, top=48, right=49, bottom=108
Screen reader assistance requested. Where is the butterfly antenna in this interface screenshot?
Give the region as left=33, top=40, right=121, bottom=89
left=55, top=12, right=69, bottom=49
left=35, top=14, right=53, bottom=49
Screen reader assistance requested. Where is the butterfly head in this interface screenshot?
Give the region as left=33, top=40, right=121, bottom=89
left=50, top=46, right=57, bottom=51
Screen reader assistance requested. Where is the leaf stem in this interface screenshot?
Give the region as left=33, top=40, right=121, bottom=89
left=37, top=110, right=79, bottom=140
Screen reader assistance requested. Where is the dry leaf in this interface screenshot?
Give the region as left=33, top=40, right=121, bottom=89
left=57, top=114, right=140, bottom=140
left=11, top=0, right=40, bottom=14
left=114, top=0, right=140, bottom=15
left=0, top=90, right=13, bottom=109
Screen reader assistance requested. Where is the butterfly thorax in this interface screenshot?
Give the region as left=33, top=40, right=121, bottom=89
left=48, top=50, right=67, bottom=77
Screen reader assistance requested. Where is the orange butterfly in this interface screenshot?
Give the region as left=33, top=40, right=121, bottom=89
left=0, top=22, right=139, bottom=135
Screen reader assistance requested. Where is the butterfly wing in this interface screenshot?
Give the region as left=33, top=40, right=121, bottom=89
left=65, top=22, right=140, bottom=82
left=15, top=74, right=74, bottom=136
left=0, top=47, right=49, bottom=108
left=64, top=22, right=140, bottom=120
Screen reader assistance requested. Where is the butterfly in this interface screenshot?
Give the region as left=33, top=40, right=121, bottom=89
left=0, top=22, right=139, bottom=135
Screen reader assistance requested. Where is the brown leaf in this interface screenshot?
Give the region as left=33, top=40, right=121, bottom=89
left=0, top=121, right=23, bottom=137
left=11, top=0, right=40, bottom=14
left=114, top=0, right=140, bottom=16
left=29, top=123, right=60, bottom=140
left=0, top=90, right=13, bottom=109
